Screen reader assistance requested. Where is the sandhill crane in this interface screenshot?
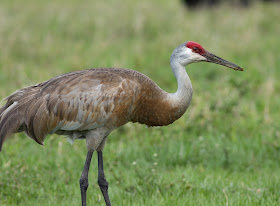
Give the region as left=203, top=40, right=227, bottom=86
left=0, top=41, right=243, bottom=206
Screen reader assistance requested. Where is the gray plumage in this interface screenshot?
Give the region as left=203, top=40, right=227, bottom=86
left=0, top=68, right=184, bottom=151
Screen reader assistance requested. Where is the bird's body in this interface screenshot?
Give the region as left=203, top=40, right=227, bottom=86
left=0, top=67, right=191, bottom=150
left=0, top=41, right=243, bottom=206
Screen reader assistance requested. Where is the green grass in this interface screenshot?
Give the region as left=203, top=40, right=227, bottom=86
left=1, top=0, right=280, bottom=205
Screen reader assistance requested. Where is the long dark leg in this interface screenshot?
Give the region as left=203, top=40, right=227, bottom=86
left=80, top=151, right=94, bottom=206
left=97, top=151, right=111, bottom=206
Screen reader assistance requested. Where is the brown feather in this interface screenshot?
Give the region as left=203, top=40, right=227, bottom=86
left=0, top=68, right=185, bottom=150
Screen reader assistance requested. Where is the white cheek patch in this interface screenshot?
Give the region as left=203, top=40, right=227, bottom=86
left=197, top=55, right=207, bottom=61
left=191, top=52, right=207, bottom=62
left=185, top=47, right=207, bottom=62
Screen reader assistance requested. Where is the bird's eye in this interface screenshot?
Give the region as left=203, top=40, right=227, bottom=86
left=193, top=47, right=199, bottom=52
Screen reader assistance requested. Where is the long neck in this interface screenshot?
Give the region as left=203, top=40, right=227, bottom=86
left=131, top=58, right=193, bottom=127
left=167, top=60, right=193, bottom=113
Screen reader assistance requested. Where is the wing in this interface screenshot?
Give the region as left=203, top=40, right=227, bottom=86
left=27, top=68, right=141, bottom=143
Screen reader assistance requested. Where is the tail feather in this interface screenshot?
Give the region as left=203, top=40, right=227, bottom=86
left=0, top=86, right=50, bottom=151
left=0, top=102, right=23, bottom=151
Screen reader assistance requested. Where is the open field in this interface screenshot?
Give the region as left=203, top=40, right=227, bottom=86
left=0, top=0, right=280, bottom=205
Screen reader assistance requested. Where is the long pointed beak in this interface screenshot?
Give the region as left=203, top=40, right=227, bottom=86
left=202, top=51, right=244, bottom=71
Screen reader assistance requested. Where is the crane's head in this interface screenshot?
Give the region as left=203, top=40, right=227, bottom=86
left=171, top=41, right=243, bottom=71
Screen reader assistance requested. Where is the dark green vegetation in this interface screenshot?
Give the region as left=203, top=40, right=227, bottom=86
left=0, top=0, right=280, bottom=205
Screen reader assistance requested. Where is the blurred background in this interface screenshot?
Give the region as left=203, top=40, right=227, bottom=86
left=0, top=0, right=280, bottom=205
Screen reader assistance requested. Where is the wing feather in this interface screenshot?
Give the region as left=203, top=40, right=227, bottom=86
left=18, top=69, right=142, bottom=140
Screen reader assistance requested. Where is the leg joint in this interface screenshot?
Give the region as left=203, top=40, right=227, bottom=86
left=79, top=176, right=89, bottom=189
left=98, top=178, right=108, bottom=188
